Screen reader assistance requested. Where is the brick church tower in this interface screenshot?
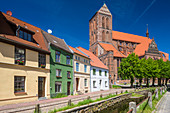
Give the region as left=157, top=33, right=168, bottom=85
left=89, top=3, right=112, bottom=55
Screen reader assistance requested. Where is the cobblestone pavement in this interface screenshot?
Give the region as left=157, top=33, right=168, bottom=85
left=0, top=88, right=133, bottom=113
left=156, top=89, right=170, bottom=113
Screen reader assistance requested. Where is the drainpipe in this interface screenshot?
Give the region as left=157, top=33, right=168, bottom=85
left=72, top=54, right=75, bottom=95
left=16, top=25, right=21, bottom=36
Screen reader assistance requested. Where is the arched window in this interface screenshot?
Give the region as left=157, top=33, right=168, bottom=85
left=102, top=31, right=105, bottom=42
left=106, top=31, right=109, bottom=42
left=106, top=18, right=109, bottom=29
left=102, top=17, right=105, bottom=28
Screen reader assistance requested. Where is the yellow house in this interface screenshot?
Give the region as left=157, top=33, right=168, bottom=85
left=69, top=46, right=91, bottom=95
left=0, top=11, right=50, bottom=105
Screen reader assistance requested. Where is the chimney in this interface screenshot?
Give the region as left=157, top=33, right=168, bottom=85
left=6, top=11, right=12, bottom=16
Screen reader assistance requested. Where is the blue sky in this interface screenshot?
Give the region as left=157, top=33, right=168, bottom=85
left=1, top=0, right=170, bottom=55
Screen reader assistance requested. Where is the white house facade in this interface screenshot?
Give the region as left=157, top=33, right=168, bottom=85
left=90, top=66, right=109, bottom=92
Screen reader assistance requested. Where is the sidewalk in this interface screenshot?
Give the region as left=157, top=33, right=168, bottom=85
left=156, top=90, right=170, bottom=113
left=0, top=88, right=133, bottom=113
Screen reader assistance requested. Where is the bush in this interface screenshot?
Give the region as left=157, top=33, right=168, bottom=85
left=51, top=93, right=67, bottom=98
left=112, top=85, right=121, bottom=89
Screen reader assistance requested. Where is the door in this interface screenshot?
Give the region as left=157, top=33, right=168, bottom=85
left=76, top=78, right=79, bottom=91
left=67, top=82, right=71, bottom=95
left=38, top=77, right=45, bottom=98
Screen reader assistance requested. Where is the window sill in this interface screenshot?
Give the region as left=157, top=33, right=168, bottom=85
left=85, top=87, right=88, bottom=89
left=67, top=77, right=71, bottom=79
left=56, top=76, right=62, bottom=78
left=14, top=92, right=27, bottom=96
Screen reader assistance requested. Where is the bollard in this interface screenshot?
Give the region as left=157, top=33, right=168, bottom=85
left=155, top=88, right=158, bottom=99
left=87, top=96, right=90, bottom=100
left=160, top=88, right=162, bottom=95
left=129, top=102, right=136, bottom=113
left=35, top=104, right=40, bottom=113
left=116, top=91, right=118, bottom=95
left=68, top=99, right=72, bottom=106
left=100, top=94, right=102, bottom=98
left=121, top=90, right=123, bottom=94
left=148, top=92, right=152, bottom=108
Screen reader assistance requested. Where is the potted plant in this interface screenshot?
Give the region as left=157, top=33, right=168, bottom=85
left=40, top=64, right=46, bottom=68
left=17, top=60, right=24, bottom=65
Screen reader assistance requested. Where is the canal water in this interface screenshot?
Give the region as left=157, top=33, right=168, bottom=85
left=99, top=93, right=148, bottom=113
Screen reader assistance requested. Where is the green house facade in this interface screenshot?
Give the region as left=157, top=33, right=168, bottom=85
left=42, top=31, right=73, bottom=97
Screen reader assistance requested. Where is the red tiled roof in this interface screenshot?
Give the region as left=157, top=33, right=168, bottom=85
left=77, top=47, right=108, bottom=70
left=98, top=43, right=125, bottom=57
left=112, top=31, right=152, bottom=56
left=0, top=12, right=49, bottom=52
left=68, top=46, right=89, bottom=58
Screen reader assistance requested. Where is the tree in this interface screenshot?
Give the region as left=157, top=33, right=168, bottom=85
left=118, top=53, right=140, bottom=88
left=157, top=59, right=167, bottom=86
left=165, top=61, right=170, bottom=86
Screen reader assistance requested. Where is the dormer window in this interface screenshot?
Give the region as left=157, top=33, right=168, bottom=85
left=18, top=30, right=37, bottom=43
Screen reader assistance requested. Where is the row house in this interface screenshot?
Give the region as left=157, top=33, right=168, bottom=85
left=42, top=31, right=74, bottom=97
left=78, top=47, right=109, bottom=92
left=69, top=46, right=91, bottom=95
left=0, top=11, right=50, bottom=105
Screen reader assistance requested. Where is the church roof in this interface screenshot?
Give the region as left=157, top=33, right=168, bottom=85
left=98, top=42, right=125, bottom=57
left=77, top=47, right=108, bottom=70
left=112, top=30, right=152, bottom=56
left=98, top=3, right=111, bottom=15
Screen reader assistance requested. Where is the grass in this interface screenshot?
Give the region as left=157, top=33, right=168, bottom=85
left=137, top=89, right=167, bottom=113
left=112, top=85, right=121, bottom=89
left=51, top=93, right=67, bottom=99
left=131, top=93, right=144, bottom=98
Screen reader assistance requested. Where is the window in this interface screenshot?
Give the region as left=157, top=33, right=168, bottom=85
left=106, top=18, right=109, bottom=29
left=14, top=76, right=25, bottom=93
left=84, top=79, right=87, bottom=87
left=84, top=65, right=87, bottom=73
left=76, top=63, right=79, bottom=71
left=99, top=70, right=102, bottom=76
left=56, top=51, right=60, bottom=62
left=93, top=81, right=96, bottom=88
left=75, top=56, right=77, bottom=60
left=105, top=81, right=107, bottom=87
left=56, top=69, right=61, bottom=77
left=67, top=71, right=71, bottom=78
left=99, top=80, right=102, bottom=86
left=120, top=41, right=122, bottom=45
left=55, top=82, right=61, bottom=93
left=66, top=55, right=70, bottom=65
left=119, top=47, right=122, bottom=51
left=102, top=31, right=105, bottom=41
left=18, top=30, right=34, bottom=43
left=93, top=69, right=96, bottom=75
left=105, top=71, right=107, bottom=76
left=39, top=53, right=46, bottom=68
left=102, top=17, right=105, bottom=28
left=78, top=57, right=80, bottom=61
left=15, top=47, right=25, bottom=65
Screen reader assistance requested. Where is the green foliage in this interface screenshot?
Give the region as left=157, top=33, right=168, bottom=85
left=112, top=85, right=121, bottom=89
left=51, top=93, right=67, bottom=98
left=131, top=93, right=144, bottom=97
left=118, top=53, right=140, bottom=87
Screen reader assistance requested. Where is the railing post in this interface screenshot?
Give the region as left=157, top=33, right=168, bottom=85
left=100, top=94, right=102, bottom=98
left=68, top=99, right=72, bottom=106
left=35, top=104, right=40, bottom=113
left=129, top=102, right=136, bottom=113
left=155, top=88, right=158, bottom=99
left=160, top=88, right=162, bottom=95
left=148, top=92, right=152, bottom=108
left=87, top=96, right=90, bottom=100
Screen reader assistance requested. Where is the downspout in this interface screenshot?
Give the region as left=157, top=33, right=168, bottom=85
left=16, top=25, right=21, bottom=36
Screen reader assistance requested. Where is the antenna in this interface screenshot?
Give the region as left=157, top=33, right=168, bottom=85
left=47, top=29, right=52, bottom=34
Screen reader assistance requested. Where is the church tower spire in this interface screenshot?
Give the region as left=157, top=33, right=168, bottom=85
left=146, top=24, right=149, bottom=38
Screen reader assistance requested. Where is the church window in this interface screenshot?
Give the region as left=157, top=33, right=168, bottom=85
left=106, top=31, right=109, bottom=42
left=119, top=47, right=122, bottom=51
left=106, top=18, right=109, bottom=29
left=102, top=31, right=105, bottom=42
left=102, top=17, right=105, bottom=28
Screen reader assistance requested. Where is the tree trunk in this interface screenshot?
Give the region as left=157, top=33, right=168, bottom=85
left=130, top=77, right=134, bottom=88
left=146, top=78, right=149, bottom=87
left=139, top=78, right=142, bottom=87
left=158, top=78, right=161, bottom=86
left=165, top=78, right=169, bottom=86
left=152, top=77, right=155, bottom=86
left=162, top=78, right=165, bottom=86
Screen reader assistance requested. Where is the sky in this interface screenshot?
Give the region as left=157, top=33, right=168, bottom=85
left=1, top=0, right=170, bottom=55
